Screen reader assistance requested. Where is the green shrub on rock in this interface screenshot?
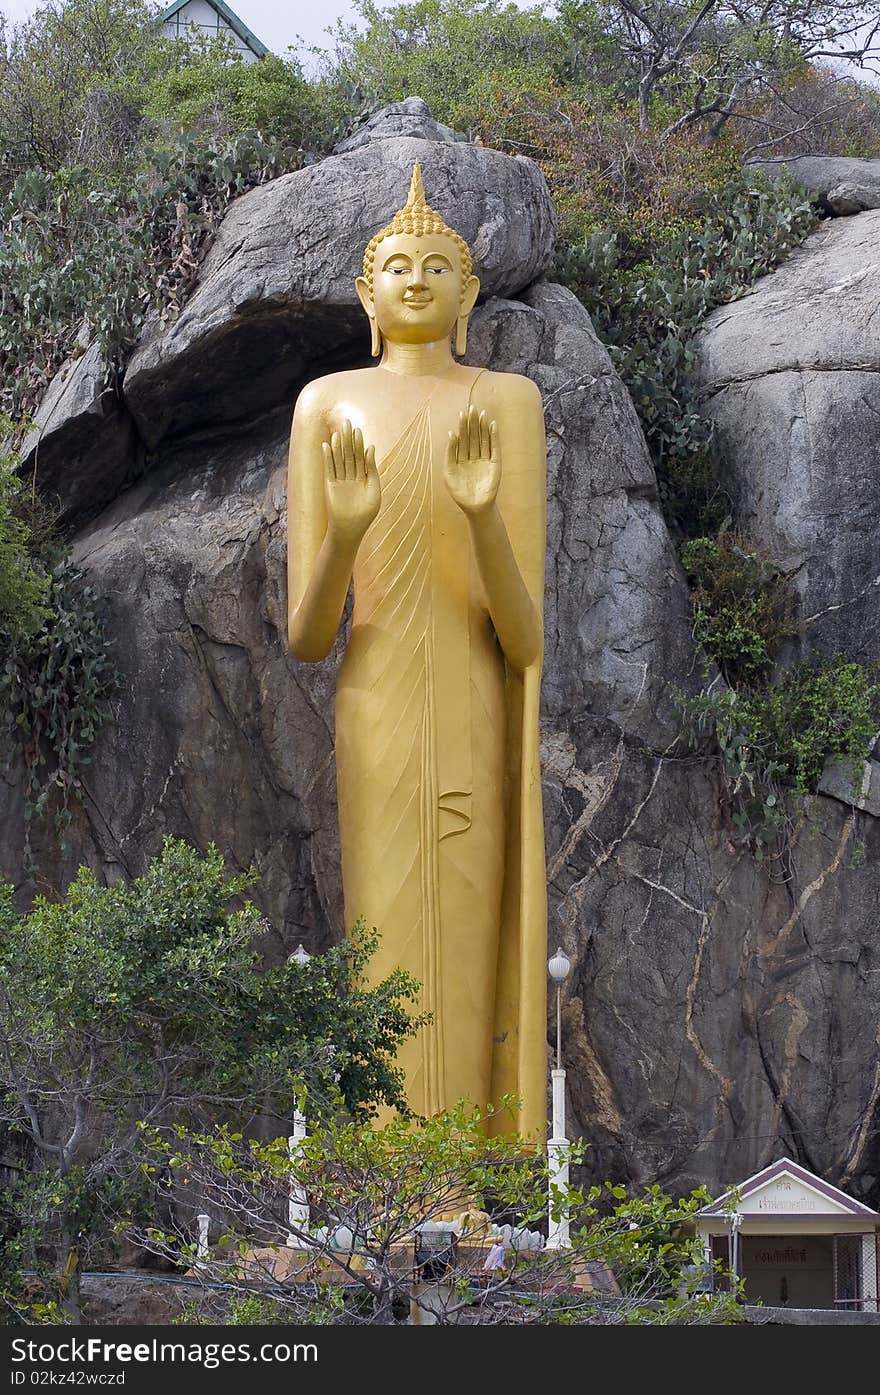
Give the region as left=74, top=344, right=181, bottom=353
left=678, top=660, right=880, bottom=854
left=676, top=536, right=879, bottom=856
left=0, top=132, right=299, bottom=424
left=0, top=430, right=52, bottom=642
left=681, top=532, right=792, bottom=687
left=0, top=557, right=118, bottom=860
left=557, top=170, right=817, bottom=535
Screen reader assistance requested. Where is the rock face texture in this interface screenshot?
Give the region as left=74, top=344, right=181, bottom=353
left=333, top=95, right=460, bottom=152
left=80, top=1275, right=187, bottom=1326
left=748, top=155, right=880, bottom=215
left=691, top=211, right=880, bottom=666
left=19, top=337, right=138, bottom=526
left=465, top=283, right=695, bottom=750
left=2, top=110, right=880, bottom=1207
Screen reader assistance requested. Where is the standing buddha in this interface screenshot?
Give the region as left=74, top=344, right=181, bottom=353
left=287, top=163, right=548, bottom=1136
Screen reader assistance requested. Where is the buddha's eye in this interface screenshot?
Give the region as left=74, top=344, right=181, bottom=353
left=388, top=267, right=409, bottom=275
left=426, top=266, right=449, bottom=274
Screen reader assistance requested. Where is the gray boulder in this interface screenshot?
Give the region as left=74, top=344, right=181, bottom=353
left=818, top=754, right=880, bottom=817
left=18, top=338, right=138, bottom=525
left=334, top=96, right=460, bottom=151
left=123, top=126, right=557, bottom=448
left=747, top=155, right=880, bottom=215
left=691, top=211, right=880, bottom=664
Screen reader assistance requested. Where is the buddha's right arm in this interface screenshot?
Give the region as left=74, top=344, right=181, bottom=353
left=287, top=530, right=361, bottom=662
left=286, top=391, right=359, bottom=663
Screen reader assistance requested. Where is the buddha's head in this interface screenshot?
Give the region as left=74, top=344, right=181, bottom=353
left=356, top=162, right=480, bottom=357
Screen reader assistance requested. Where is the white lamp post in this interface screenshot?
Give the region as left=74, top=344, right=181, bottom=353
left=547, top=946, right=571, bottom=1249
left=286, top=942, right=311, bottom=1246
left=286, top=1108, right=310, bottom=1246
left=196, top=1212, right=210, bottom=1262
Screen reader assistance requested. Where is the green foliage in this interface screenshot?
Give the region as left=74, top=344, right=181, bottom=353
left=761, top=660, right=880, bottom=794
left=0, top=1243, right=66, bottom=1327
left=326, top=0, right=563, bottom=140
left=139, top=1105, right=742, bottom=1325
left=0, top=0, right=164, bottom=178
left=681, top=531, right=792, bottom=686
left=0, top=556, right=117, bottom=856
left=676, top=524, right=878, bottom=858
left=678, top=659, right=880, bottom=852
left=0, top=839, right=423, bottom=1314
left=0, top=132, right=297, bottom=424
left=0, top=168, right=111, bottom=420
left=677, top=530, right=878, bottom=856
left=0, top=427, right=52, bottom=640
left=225, top=1294, right=299, bottom=1325
left=139, top=33, right=334, bottom=150
left=0, top=839, right=421, bottom=1121
left=556, top=170, right=817, bottom=534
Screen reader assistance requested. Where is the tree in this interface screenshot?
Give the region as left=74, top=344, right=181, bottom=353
left=559, top=0, right=880, bottom=149
left=0, top=838, right=422, bottom=1322
left=137, top=32, right=330, bottom=151
left=320, top=0, right=564, bottom=142
left=0, top=1, right=336, bottom=181
left=0, top=0, right=169, bottom=176
left=134, top=1104, right=742, bottom=1326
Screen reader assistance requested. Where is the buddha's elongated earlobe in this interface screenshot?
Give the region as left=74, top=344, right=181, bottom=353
left=356, top=275, right=381, bottom=357
left=455, top=276, right=479, bottom=357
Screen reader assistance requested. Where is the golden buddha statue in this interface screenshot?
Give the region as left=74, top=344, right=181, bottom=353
left=287, top=163, right=547, bottom=1136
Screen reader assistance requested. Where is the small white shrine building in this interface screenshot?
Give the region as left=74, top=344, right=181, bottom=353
left=160, top=1, right=269, bottom=64
left=695, top=1157, right=880, bottom=1311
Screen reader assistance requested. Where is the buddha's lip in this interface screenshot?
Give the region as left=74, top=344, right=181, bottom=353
left=403, top=295, right=432, bottom=306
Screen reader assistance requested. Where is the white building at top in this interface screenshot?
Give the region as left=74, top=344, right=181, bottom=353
left=159, top=0, right=269, bottom=64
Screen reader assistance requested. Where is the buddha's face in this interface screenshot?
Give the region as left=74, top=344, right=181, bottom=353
left=356, top=232, right=479, bottom=347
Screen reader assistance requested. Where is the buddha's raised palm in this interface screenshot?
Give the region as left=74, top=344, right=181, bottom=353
left=444, top=405, right=501, bottom=517
left=322, top=418, right=381, bottom=542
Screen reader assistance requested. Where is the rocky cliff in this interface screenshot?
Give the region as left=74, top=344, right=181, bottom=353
left=3, top=108, right=878, bottom=1204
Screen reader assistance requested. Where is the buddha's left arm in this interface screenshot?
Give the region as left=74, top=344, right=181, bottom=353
left=468, top=377, right=546, bottom=674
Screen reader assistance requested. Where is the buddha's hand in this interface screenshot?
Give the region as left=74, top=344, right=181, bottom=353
left=445, top=407, right=500, bottom=517
left=322, top=420, right=380, bottom=544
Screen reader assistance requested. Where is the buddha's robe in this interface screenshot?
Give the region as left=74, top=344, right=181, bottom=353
left=335, top=367, right=547, bottom=1135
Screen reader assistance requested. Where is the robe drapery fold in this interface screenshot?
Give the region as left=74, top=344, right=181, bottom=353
left=335, top=368, right=547, bottom=1137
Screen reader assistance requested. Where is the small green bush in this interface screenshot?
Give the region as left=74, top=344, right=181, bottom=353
left=139, top=36, right=335, bottom=151
left=678, top=660, right=880, bottom=853
left=767, top=660, right=880, bottom=795
left=681, top=532, right=792, bottom=686
left=324, top=0, right=562, bottom=140
left=0, top=557, right=118, bottom=858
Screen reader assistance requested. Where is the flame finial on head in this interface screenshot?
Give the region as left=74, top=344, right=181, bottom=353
left=406, top=160, right=427, bottom=210
left=361, top=160, right=473, bottom=294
